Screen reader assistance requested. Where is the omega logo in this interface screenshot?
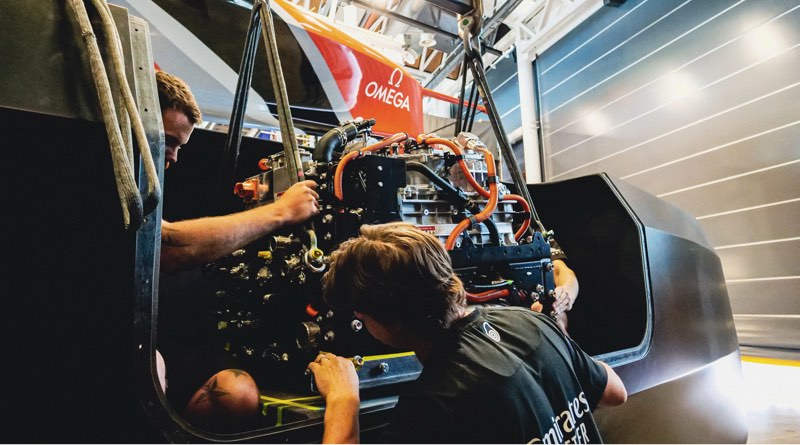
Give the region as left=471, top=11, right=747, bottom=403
left=389, top=68, right=403, bottom=87
left=364, top=67, right=411, bottom=111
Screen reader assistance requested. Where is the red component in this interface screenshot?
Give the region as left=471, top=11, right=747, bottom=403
left=466, top=289, right=511, bottom=303
left=233, top=178, right=259, bottom=202
left=258, top=158, right=271, bottom=171
left=422, top=88, right=487, bottom=114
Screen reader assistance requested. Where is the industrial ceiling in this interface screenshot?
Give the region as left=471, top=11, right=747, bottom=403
left=279, top=0, right=604, bottom=95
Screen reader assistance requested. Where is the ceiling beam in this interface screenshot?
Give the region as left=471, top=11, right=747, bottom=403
left=348, top=0, right=461, bottom=42
left=423, top=0, right=527, bottom=89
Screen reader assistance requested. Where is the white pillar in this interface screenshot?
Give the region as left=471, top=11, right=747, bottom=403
left=516, top=42, right=542, bottom=184
left=327, top=0, right=338, bottom=20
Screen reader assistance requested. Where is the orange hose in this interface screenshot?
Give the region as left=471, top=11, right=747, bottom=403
left=333, top=133, right=408, bottom=200
left=423, top=137, right=490, bottom=199
left=466, top=288, right=510, bottom=303
left=502, top=193, right=532, bottom=242
left=421, top=88, right=488, bottom=114
left=421, top=137, right=533, bottom=245
left=445, top=147, right=498, bottom=250
left=445, top=219, right=472, bottom=250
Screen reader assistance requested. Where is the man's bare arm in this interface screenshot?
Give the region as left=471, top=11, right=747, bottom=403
left=160, top=181, right=318, bottom=275
left=553, top=259, right=579, bottom=313
left=598, top=361, right=627, bottom=407
left=307, top=354, right=361, bottom=444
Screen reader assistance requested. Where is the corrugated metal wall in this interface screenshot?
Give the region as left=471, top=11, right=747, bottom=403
left=484, top=52, right=523, bottom=133
left=534, top=0, right=800, bottom=358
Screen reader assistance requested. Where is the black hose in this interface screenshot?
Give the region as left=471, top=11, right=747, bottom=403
left=406, top=162, right=500, bottom=246
left=465, top=81, right=478, bottom=132
left=312, top=118, right=376, bottom=162
left=464, top=32, right=542, bottom=235
left=217, top=3, right=262, bottom=207
left=454, top=56, right=469, bottom=136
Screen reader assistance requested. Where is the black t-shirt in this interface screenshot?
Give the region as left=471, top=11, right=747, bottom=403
left=550, top=238, right=568, bottom=262
left=382, top=306, right=608, bottom=444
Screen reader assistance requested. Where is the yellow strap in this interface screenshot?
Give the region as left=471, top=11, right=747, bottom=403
left=260, top=395, right=324, bottom=411
left=742, top=355, right=800, bottom=367
left=362, top=351, right=417, bottom=361
left=276, top=405, right=286, bottom=426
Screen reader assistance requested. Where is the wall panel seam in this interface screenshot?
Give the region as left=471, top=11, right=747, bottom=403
left=500, top=103, right=521, bottom=120
left=658, top=159, right=800, bottom=198
left=543, top=0, right=745, bottom=117
left=540, top=0, right=650, bottom=76
left=547, top=12, right=800, bottom=138
left=621, top=120, right=800, bottom=179
left=542, top=0, right=692, bottom=97
left=734, top=315, right=800, bottom=319
left=697, top=198, right=800, bottom=220
left=716, top=237, right=800, bottom=250
left=490, top=72, right=518, bottom=96
left=727, top=276, right=800, bottom=283
left=550, top=81, right=800, bottom=179
left=547, top=41, right=800, bottom=159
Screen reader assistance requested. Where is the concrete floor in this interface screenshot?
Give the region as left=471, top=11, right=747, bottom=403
left=741, top=360, right=800, bottom=444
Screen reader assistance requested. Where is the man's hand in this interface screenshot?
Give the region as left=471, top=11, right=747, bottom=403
left=529, top=287, right=571, bottom=315
left=552, top=287, right=573, bottom=334
left=307, top=353, right=360, bottom=400
left=307, top=353, right=360, bottom=444
left=552, top=286, right=573, bottom=316
left=530, top=286, right=572, bottom=335
left=272, top=180, right=320, bottom=227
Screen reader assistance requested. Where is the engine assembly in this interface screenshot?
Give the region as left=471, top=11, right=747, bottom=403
left=208, top=119, right=556, bottom=390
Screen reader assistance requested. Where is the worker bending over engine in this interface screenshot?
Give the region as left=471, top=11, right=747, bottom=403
left=308, top=222, right=627, bottom=443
